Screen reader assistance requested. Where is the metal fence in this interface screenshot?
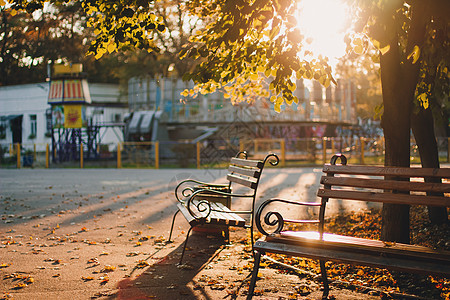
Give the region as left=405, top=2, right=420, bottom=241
left=1, top=137, right=450, bottom=169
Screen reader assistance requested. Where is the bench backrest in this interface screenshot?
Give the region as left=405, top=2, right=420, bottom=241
left=318, top=156, right=450, bottom=208
left=227, top=152, right=279, bottom=193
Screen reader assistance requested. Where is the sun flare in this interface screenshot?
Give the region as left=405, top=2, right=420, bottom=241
left=296, top=0, right=351, bottom=67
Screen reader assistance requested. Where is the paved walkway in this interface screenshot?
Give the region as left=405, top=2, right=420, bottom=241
left=0, top=168, right=378, bottom=299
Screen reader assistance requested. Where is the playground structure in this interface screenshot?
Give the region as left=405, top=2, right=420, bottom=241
left=48, top=64, right=125, bottom=163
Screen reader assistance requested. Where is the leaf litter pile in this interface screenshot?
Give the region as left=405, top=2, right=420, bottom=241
left=257, top=206, right=450, bottom=299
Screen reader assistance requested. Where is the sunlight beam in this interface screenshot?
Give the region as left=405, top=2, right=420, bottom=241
left=296, top=0, right=351, bottom=68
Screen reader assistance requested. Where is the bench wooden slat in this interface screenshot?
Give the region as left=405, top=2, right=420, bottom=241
left=254, top=239, right=450, bottom=277
left=320, top=176, right=450, bottom=194
left=270, top=231, right=450, bottom=262
left=177, top=203, right=198, bottom=226
left=317, top=188, right=450, bottom=207
left=210, top=202, right=246, bottom=226
left=230, top=157, right=264, bottom=169
left=229, top=165, right=261, bottom=178
left=323, top=164, right=450, bottom=179
left=181, top=200, right=246, bottom=227
left=227, top=174, right=258, bottom=189
left=214, top=202, right=246, bottom=226
left=209, top=202, right=233, bottom=225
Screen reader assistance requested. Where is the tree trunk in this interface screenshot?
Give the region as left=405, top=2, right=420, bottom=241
left=379, top=1, right=429, bottom=243
left=380, top=40, right=412, bottom=243
left=411, top=108, right=449, bottom=224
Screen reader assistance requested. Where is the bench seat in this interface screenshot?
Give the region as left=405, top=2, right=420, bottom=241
left=257, top=231, right=450, bottom=276
left=177, top=200, right=246, bottom=227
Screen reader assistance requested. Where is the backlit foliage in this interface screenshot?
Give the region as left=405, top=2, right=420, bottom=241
left=1, top=0, right=166, bottom=59
left=353, top=0, right=449, bottom=113
left=2, top=0, right=448, bottom=114
left=180, top=0, right=336, bottom=111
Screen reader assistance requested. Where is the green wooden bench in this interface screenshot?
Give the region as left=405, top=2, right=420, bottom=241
left=247, top=154, right=450, bottom=299
left=168, top=151, right=279, bottom=264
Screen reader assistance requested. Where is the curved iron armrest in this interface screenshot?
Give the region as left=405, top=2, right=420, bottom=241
left=174, top=179, right=229, bottom=204
left=255, top=198, right=323, bottom=236
left=184, top=188, right=254, bottom=221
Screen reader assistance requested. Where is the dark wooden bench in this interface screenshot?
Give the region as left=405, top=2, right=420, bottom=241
left=247, top=154, right=450, bottom=299
left=168, top=151, right=279, bottom=264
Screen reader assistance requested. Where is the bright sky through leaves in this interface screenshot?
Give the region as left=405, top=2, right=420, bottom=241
left=296, top=0, right=350, bottom=68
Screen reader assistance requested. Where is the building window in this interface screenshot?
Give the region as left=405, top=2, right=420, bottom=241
left=0, top=121, right=6, bottom=139
left=29, top=115, right=37, bottom=139
left=113, top=113, right=121, bottom=123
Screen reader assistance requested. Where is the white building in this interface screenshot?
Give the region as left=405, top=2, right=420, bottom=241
left=0, top=82, right=127, bottom=152
left=127, top=76, right=356, bottom=125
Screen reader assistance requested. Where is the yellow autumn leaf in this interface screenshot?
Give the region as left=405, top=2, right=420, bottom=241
left=94, top=51, right=104, bottom=60
left=304, top=70, right=313, bottom=79
left=353, top=37, right=363, bottom=46
left=354, top=45, right=364, bottom=55
left=380, top=44, right=390, bottom=55
left=102, top=265, right=116, bottom=272
left=13, top=282, right=27, bottom=289
left=82, top=276, right=95, bottom=281
left=25, top=277, right=34, bottom=284
left=274, top=103, right=281, bottom=113
left=407, top=45, right=420, bottom=64
left=136, top=260, right=149, bottom=268
left=271, top=69, right=277, bottom=77
left=0, top=0, right=6, bottom=6
left=417, top=93, right=429, bottom=109
left=107, top=43, right=115, bottom=53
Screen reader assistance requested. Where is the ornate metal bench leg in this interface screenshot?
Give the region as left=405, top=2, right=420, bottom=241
left=319, top=260, right=329, bottom=299
left=224, top=228, right=230, bottom=242
left=168, top=210, right=180, bottom=242
left=179, top=226, right=193, bottom=265
left=246, top=250, right=262, bottom=300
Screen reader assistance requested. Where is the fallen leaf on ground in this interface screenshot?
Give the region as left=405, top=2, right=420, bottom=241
left=101, top=265, right=116, bottom=272
left=82, top=276, right=94, bottom=281
left=136, top=260, right=149, bottom=268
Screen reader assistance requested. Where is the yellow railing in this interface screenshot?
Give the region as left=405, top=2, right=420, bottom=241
left=3, top=136, right=449, bottom=169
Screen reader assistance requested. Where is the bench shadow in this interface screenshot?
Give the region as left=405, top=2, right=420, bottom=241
left=106, top=231, right=243, bottom=300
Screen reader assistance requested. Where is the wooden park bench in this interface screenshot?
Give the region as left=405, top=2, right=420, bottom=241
left=168, top=151, right=279, bottom=264
left=247, top=154, right=450, bottom=299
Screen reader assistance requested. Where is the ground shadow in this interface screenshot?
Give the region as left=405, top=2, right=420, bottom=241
left=106, top=230, right=249, bottom=300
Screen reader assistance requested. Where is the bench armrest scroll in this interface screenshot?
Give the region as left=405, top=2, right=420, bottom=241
left=255, top=198, right=322, bottom=236
left=175, top=179, right=229, bottom=203
left=263, top=153, right=280, bottom=167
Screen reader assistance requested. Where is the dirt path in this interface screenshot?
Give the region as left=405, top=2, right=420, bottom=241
left=1, top=168, right=380, bottom=299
